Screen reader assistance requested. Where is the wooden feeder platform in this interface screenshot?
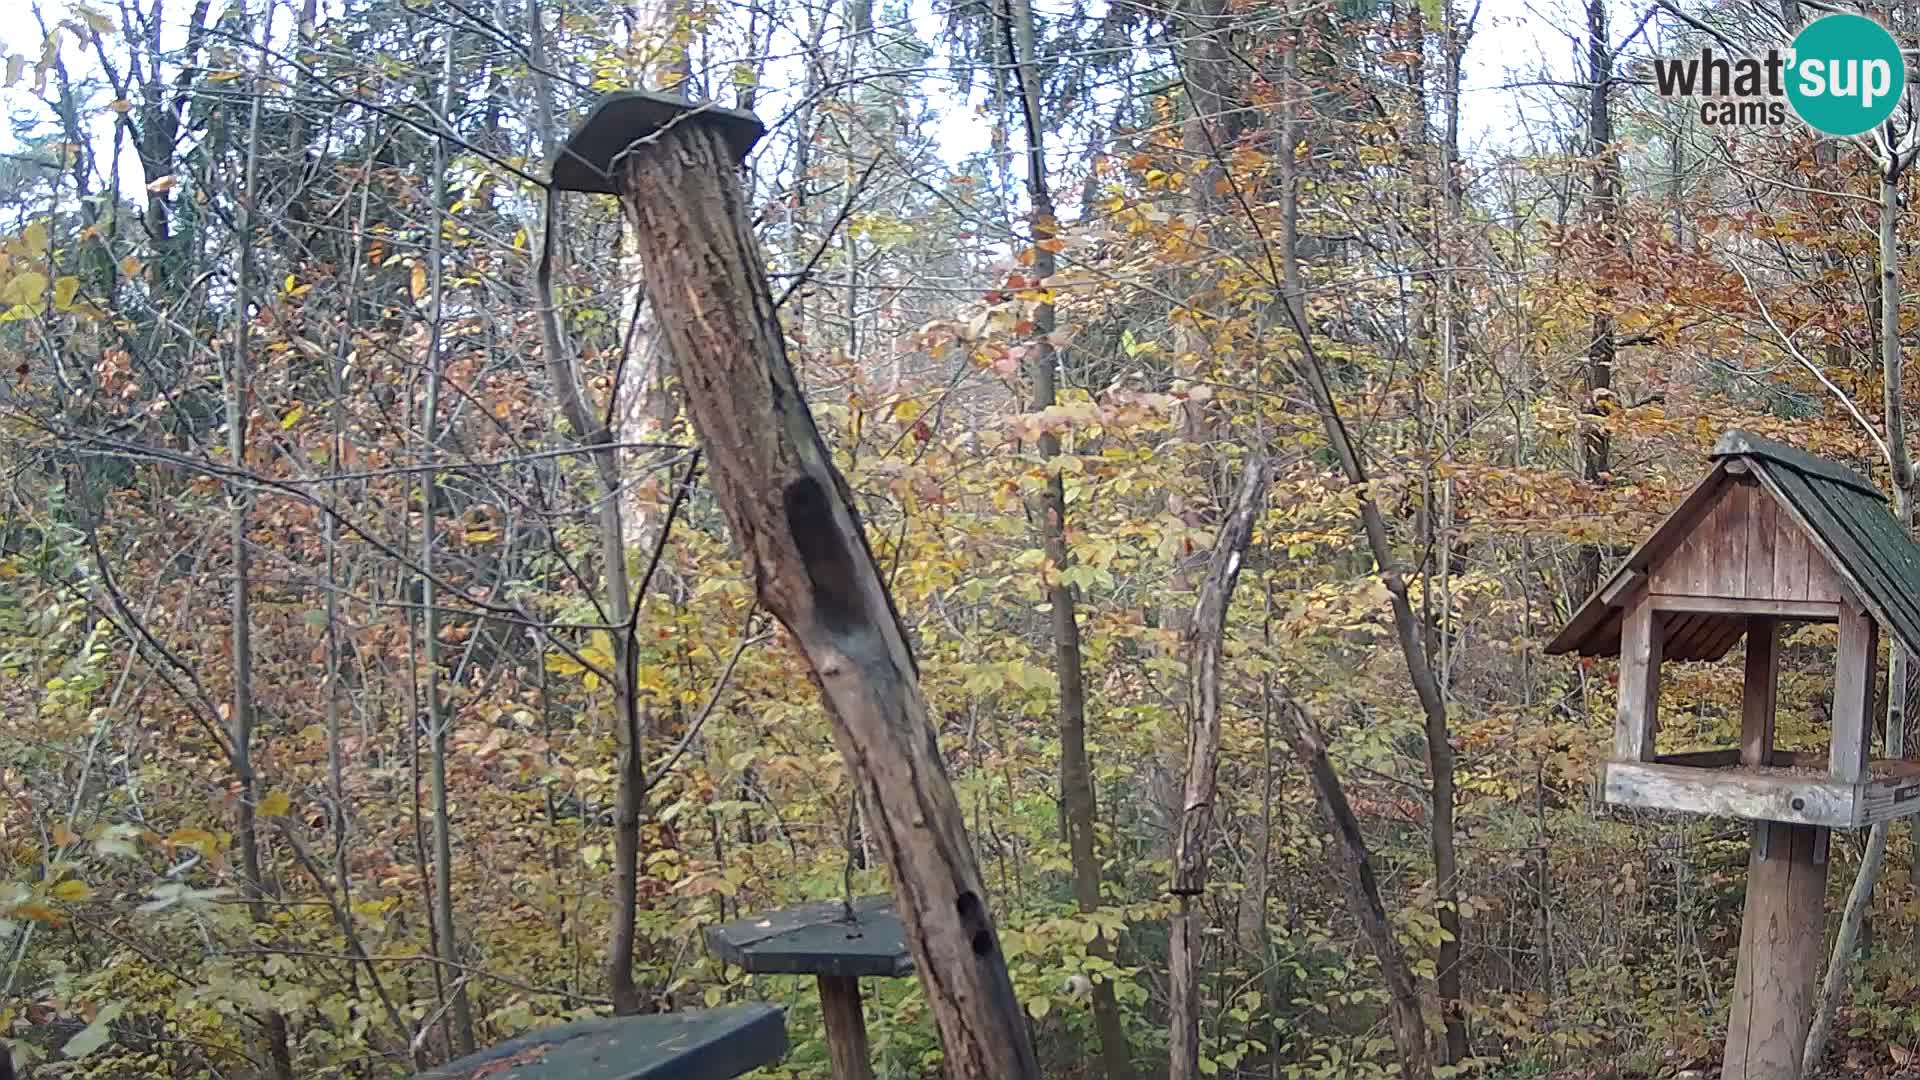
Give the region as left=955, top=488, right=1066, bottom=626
left=706, top=895, right=911, bottom=978
left=1606, top=749, right=1920, bottom=827
left=549, top=90, right=765, bottom=195
left=412, top=1004, right=786, bottom=1080
left=706, top=896, right=911, bottom=1080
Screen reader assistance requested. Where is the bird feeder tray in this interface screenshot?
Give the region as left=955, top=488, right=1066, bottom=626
left=549, top=91, right=766, bottom=195
left=1606, top=748, right=1920, bottom=828
left=705, top=895, right=912, bottom=978
left=412, top=1003, right=786, bottom=1080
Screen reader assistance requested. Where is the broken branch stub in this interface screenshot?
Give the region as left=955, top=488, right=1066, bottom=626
left=604, top=112, right=1040, bottom=1079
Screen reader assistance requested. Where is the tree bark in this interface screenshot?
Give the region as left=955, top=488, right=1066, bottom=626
left=1807, top=160, right=1916, bottom=1070
left=1279, top=690, right=1435, bottom=1079
left=421, top=22, right=477, bottom=1056
left=526, top=0, right=649, bottom=1015
left=1169, top=456, right=1268, bottom=1080
left=1269, top=56, right=1455, bottom=1067
left=1578, top=0, right=1618, bottom=603
left=229, top=6, right=293, bottom=1075
left=1003, top=2, right=1134, bottom=1076
left=612, top=116, right=1040, bottom=1080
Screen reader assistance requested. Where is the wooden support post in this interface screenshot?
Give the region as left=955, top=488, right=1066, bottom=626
left=817, top=976, right=874, bottom=1080
left=1724, top=821, right=1828, bottom=1080
left=1742, top=617, right=1778, bottom=767
left=602, top=104, right=1040, bottom=1079
left=1615, top=590, right=1661, bottom=762
left=1832, top=605, right=1878, bottom=783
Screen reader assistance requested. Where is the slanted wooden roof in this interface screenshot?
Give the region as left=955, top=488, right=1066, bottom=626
left=1548, top=430, right=1920, bottom=661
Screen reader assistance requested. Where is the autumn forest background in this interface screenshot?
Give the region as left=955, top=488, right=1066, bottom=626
left=9, top=0, right=1920, bottom=1076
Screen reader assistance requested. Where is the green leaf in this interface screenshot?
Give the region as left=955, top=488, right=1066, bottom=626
left=63, top=1002, right=124, bottom=1058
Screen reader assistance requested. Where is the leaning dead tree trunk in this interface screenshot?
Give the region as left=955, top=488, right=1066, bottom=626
left=1169, top=455, right=1268, bottom=1080
left=555, top=95, right=1040, bottom=1080
left=1280, top=690, right=1435, bottom=1080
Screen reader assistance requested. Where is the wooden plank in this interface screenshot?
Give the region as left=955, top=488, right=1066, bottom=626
left=1747, top=483, right=1780, bottom=598
left=1712, top=482, right=1752, bottom=597
left=818, top=976, right=876, bottom=1080
left=1602, top=761, right=1859, bottom=827
left=1704, top=619, right=1753, bottom=662
left=1650, top=595, right=1841, bottom=621
left=706, top=897, right=912, bottom=978
left=1601, top=569, right=1647, bottom=607
left=1773, top=503, right=1812, bottom=602
left=1661, top=613, right=1699, bottom=659
left=1655, top=749, right=1742, bottom=768
left=1857, top=767, right=1920, bottom=824
left=1615, top=591, right=1661, bottom=762
left=1723, top=822, right=1828, bottom=1080
left=1805, top=545, right=1845, bottom=604
left=414, top=1005, right=788, bottom=1080
left=1547, top=466, right=1734, bottom=656
left=1743, top=618, right=1779, bottom=767
left=1831, top=604, right=1878, bottom=783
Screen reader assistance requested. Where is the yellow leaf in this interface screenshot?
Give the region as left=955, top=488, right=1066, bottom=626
left=79, top=8, right=113, bottom=35
left=279, top=406, right=303, bottom=429
left=20, top=221, right=47, bottom=255
left=410, top=262, right=427, bottom=302
left=207, top=69, right=243, bottom=84
left=167, top=827, right=218, bottom=855
left=1, top=271, right=47, bottom=306
left=146, top=175, right=176, bottom=194
left=52, top=276, right=78, bottom=310
left=51, top=879, right=90, bottom=902
left=259, top=791, right=291, bottom=817
left=465, top=528, right=497, bottom=543
left=9, top=902, right=59, bottom=924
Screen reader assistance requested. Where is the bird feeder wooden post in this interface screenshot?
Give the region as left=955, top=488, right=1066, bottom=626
left=1549, top=430, right=1920, bottom=1080
left=548, top=92, right=1040, bottom=1080
left=707, top=896, right=913, bottom=1080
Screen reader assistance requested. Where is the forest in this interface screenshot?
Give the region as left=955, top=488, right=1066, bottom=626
left=11, top=0, right=1920, bottom=1076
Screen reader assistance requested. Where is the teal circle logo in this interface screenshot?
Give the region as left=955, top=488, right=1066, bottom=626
left=1787, top=13, right=1905, bottom=136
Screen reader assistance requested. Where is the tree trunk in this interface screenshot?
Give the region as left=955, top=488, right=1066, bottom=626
left=1280, top=691, right=1435, bottom=1080
left=1807, top=161, right=1915, bottom=1070
left=421, top=24, right=477, bottom=1056
left=526, top=0, right=650, bottom=1015
left=1578, top=0, right=1618, bottom=602
left=1003, top=2, right=1133, bottom=1076
left=230, top=7, right=293, bottom=1075
left=1270, top=55, right=1455, bottom=1067
left=1169, top=456, right=1268, bottom=1080
left=611, top=114, right=1040, bottom=1080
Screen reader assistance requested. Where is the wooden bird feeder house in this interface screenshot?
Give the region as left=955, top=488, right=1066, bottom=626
left=707, top=896, right=912, bottom=1080
left=1549, top=429, right=1920, bottom=1080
